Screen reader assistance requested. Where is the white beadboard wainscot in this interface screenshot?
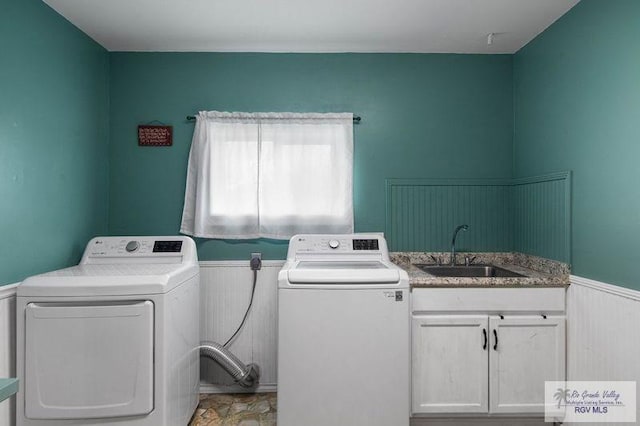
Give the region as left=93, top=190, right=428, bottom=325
left=199, top=261, right=283, bottom=393
left=567, top=275, right=640, bottom=426
left=0, top=284, right=17, bottom=426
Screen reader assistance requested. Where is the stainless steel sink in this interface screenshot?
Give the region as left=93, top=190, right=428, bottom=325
left=416, top=264, right=525, bottom=278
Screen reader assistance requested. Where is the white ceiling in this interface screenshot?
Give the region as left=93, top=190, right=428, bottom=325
left=43, top=0, right=580, bottom=53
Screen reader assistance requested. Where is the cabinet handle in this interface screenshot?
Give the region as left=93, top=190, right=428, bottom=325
left=482, top=328, right=487, bottom=350
left=493, top=329, right=498, bottom=351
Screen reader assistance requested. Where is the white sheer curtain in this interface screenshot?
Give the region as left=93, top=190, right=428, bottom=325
left=180, top=111, right=353, bottom=239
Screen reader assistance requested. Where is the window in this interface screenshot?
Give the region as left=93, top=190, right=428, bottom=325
left=180, top=112, right=354, bottom=239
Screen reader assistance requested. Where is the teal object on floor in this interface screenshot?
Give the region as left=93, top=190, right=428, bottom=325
left=0, top=378, right=18, bottom=402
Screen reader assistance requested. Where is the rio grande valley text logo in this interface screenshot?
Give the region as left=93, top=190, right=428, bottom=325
left=545, top=381, right=636, bottom=423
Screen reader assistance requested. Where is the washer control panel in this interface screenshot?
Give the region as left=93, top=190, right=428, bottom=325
left=86, top=237, right=184, bottom=257
left=81, top=236, right=197, bottom=265
left=288, top=234, right=389, bottom=259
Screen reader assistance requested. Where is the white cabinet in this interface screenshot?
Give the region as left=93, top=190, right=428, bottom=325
left=412, top=315, right=488, bottom=413
left=411, top=288, right=566, bottom=417
left=489, top=315, right=565, bottom=414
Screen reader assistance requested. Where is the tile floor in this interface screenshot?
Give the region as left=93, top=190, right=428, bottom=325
left=189, top=393, right=277, bottom=426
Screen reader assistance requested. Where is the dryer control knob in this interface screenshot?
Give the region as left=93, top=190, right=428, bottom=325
left=328, top=239, right=340, bottom=249
left=125, top=240, right=140, bottom=252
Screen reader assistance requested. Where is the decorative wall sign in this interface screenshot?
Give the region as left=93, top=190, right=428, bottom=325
left=138, top=125, right=173, bottom=146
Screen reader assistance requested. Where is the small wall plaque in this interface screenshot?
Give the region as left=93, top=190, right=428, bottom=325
left=138, top=125, right=173, bottom=146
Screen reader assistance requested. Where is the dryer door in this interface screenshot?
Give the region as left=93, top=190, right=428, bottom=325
left=24, top=301, right=154, bottom=419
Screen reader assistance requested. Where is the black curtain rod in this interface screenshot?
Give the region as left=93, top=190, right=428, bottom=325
left=186, top=115, right=361, bottom=123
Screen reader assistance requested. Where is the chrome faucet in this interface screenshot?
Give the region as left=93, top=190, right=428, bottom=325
left=450, top=224, right=469, bottom=265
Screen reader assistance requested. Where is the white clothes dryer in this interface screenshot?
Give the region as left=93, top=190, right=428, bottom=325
left=16, top=236, right=200, bottom=426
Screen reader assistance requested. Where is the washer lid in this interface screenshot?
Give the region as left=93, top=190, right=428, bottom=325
left=286, top=260, right=401, bottom=285
left=17, top=263, right=198, bottom=297
left=296, top=261, right=390, bottom=270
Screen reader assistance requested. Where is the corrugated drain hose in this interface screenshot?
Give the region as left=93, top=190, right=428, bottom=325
left=199, top=342, right=260, bottom=388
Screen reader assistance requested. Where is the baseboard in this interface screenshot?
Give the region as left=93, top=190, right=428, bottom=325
left=570, top=275, right=640, bottom=301
left=199, top=382, right=277, bottom=394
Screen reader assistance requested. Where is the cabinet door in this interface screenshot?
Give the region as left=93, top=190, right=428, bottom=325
left=412, top=315, right=489, bottom=414
left=489, top=315, right=565, bottom=414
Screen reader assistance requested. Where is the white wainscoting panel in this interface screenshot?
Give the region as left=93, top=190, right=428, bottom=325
left=199, top=261, right=283, bottom=393
left=0, top=284, right=17, bottom=426
left=567, top=276, right=640, bottom=426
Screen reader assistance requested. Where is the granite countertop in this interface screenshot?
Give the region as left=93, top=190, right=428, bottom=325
left=391, top=252, right=570, bottom=288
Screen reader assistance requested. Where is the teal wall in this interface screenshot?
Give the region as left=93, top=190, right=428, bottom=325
left=109, top=53, right=514, bottom=260
left=12, top=1, right=632, bottom=288
left=0, top=0, right=110, bottom=285
left=514, top=0, right=640, bottom=289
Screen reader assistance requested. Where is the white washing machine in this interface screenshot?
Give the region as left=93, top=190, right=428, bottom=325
left=16, top=236, right=200, bottom=426
left=277, top=234, right=410, bottom=426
